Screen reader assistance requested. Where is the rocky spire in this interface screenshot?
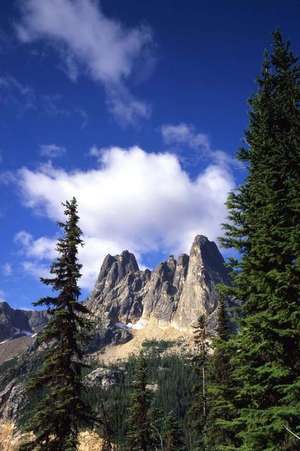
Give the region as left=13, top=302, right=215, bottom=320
left=88, top=235, right=229, bottom=333
left=172, top=235, right=229, bottom=331
left=89, top=250, right=150, bottom=323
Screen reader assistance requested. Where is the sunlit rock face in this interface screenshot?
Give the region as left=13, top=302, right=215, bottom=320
left=172, top=235, right=230, bottom=331
left=88, top=235, right=229, bottom=334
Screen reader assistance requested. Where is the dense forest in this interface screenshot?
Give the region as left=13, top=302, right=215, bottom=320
left=2, top=30, right=299, bottom=450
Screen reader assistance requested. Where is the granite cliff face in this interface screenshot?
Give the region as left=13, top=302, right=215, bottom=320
left=88, top=235, right=229, bottom=333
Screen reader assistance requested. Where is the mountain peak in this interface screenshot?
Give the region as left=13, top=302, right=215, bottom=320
left=89, top=234, right=229, bottom=334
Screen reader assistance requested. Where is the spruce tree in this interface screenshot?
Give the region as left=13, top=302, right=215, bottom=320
left=162, top=411, right=185, bottom=451
left=188, top=315, right=209, bottom=450
left=21, top=198, right=92, bottom=450
left=126, top=354, right=153, bottom=450
left=218, top=31, right=300, bottom=449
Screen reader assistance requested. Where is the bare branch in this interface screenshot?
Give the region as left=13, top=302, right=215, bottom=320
left=284, top=425, right=300, bottom=440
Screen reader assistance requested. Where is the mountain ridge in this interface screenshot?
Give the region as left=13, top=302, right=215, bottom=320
left=0, top=234, right=229, bottom=362
left=88, top=234, right=230, bottom=335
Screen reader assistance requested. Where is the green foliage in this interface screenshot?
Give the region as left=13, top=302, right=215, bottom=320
left=20, top=198, right=93, bottom=451
left=215, top=31, right=300, bottom=450
left=83, top=342, right=195, bottom=449
left=162, top=411, right=185, bottom=451
left=126, top=353, right=153, bottom=450
left=187, top=315, right=209, bottom=450
left=205, top=298, right=238, bottom=450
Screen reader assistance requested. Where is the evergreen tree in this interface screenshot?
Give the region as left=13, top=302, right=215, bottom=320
left=204, top=296, right=237, bottom=450
left=218, top=31, right=300, bottom=450
left=97, top=395, right=114, bottom=451
left=149, top=406, right=165, bottom=450
left=162, top=411, right=185, bottom=451
left=20, top=198, right=92, bottom=450
left=126, top=354, right=153, bottom=450
left=188, top=315, right=209, bottom=450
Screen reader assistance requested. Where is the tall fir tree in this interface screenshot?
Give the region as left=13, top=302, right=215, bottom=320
left=218, top=31, right=300, bottom=450
left=188, top=315, right=209, bottom=450
left=126, top=354, right=153, bottom=451
left=20, top=198, right=92, bottom=451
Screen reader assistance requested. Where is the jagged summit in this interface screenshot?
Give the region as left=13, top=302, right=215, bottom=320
left=0, top=235, right=229, bottom=348
left=88, top=235, right=229, bottom=333
left=0, top=301, right=48, bottom=342
left=93, top=250, right=140, bottom=294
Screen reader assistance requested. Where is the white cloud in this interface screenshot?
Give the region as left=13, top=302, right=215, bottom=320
left=17, top=0, right=153, bottom=124
left=106, top=84, right=151, bottom=126
left=15, top=231, right=57, bottom=260
left=161, top=122, right=242, bottom=169
left=39, top=144, right=66, bottom=158
left=2, top=263, right=12, bottom=276
left=16, top=146, right=234, bottom=289
left=161, top=123, right=210, bottom=150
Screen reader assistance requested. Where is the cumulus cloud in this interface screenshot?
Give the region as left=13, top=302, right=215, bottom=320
left=16, top=146, right=234, bottom=289
left=39, top=144, right=66, bottom=158
left=16, top=0, right=153, bottom=124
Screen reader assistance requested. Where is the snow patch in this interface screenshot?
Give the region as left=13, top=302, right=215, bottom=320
left=131, top=319, right=148, bottom=330
left=115, top=319, right=148, bottom=330
left=20, top=330, right=33, bottom=337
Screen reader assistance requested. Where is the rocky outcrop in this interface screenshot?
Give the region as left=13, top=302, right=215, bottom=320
left=0, top=379, right=25, bottom=421
left=85, top=367, right=124, bottom=389
left=89, top=235, right=230, bottom=334
left=0, top=302, right=48, bottom=342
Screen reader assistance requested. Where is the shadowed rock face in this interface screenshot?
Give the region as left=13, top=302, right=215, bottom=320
left=88, top=250, right=151, bottom=324
left=142, top=254, right=189, bottom=323
left=88, top=235, right=229, bottom=333
left=0, top=302, right=48, bottom=342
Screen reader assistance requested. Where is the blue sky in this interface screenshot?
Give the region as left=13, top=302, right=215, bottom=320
left=1, top=0, right=300, bottom=309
